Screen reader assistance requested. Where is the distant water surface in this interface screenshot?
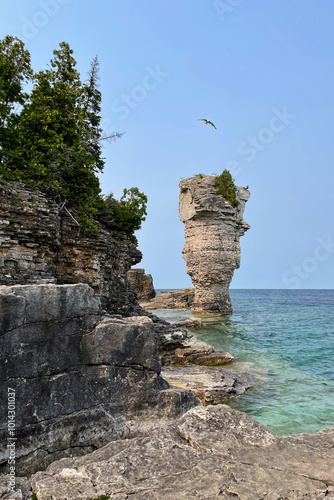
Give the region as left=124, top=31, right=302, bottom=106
left=154, top=289, right=334, bottom=436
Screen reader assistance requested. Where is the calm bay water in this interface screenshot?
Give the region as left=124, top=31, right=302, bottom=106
left=155, top=289, right=334, bottom=436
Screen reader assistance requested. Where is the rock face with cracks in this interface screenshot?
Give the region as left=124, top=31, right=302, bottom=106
left=8, top=405, right=334, bottom=499
left=0, top=283, right=199, bottom=476
left=179, top=176, right=250, bottom=314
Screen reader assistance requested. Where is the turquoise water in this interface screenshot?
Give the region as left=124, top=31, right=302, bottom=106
left=155, top=289, right=334, bottom=436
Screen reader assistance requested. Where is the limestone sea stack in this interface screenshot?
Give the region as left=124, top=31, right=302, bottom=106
left=179, top=175, right=250, bottom=314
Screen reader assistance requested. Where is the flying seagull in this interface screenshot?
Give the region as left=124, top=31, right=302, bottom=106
left=198, top=118, right=217, bottom=129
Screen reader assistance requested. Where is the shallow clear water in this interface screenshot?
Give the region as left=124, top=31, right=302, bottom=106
left=155, top=289, right=334, bottom=436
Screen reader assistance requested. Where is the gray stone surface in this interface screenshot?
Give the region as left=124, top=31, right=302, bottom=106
left=179, top=176, right=250, bottom=314
left=162, top=365, right=250, bottom=405
left=0, top=284, right=199, bottom=476
left=8, top=405, right=333, bottom=499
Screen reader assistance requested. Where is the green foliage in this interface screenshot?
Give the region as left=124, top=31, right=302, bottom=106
left=0, top=37, right=146, bottom=235
left=99, top=188, right=147, bottom=234
left=0, top=36, right=33, bottom=170
left=31, top=493, right=38, bottom=500
left=1, top=42, right=104, bottom=230
left=0, top=35, right=32, bottom=126
left=214, top=169, right=239, bottom=207
left=87, top=496, right=110, bottom=500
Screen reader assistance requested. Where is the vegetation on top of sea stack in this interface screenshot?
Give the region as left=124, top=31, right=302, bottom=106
left=214, top=169, right=239, bottom=207
left=0, top=35, right=147, bottom=234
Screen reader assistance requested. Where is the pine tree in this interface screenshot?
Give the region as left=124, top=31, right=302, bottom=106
left=3, top=42, right=105, bottom=230
left=0, top=36, right=32, bottom=170
left=0, top=38, right=146, bottom=235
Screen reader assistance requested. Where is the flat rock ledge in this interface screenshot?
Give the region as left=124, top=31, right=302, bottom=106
left=154, top=323, right=234, bottom=367
left=4, top=405, right=334, bottom=499
left=140, top=287, right=194, bottom=310
left=161, top=365, right=251, bottom=406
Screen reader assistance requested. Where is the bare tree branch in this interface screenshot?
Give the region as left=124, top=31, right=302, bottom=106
left=81, top=131, right=125, bottom=146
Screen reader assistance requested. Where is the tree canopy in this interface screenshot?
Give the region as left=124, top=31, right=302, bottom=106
left=0, top=37, right=147, bottom=234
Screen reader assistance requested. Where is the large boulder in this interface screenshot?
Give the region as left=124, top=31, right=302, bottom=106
left=0, top=284, right=199, bottom=475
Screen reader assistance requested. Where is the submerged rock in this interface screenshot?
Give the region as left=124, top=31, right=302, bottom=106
left=179, top=175, right=250, bottom=314
left=10, top=405, right=333, bottom=499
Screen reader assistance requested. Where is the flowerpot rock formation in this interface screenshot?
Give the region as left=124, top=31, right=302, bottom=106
left=179, top=175, right=250, bottom=314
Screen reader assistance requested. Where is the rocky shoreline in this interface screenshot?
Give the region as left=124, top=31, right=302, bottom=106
left=3, top=298, right=334, bottom=498
left=0, top=283, right=251, bottom=498
left=3, top=405, right=334, bottom=499
left=1, top=180, right=334, bottom=499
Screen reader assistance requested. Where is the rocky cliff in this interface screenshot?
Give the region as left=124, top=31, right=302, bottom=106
left=0, top=179, right=141, bottom=315
left=179, top=175, right=250, bottom=314
left=0, top=283, right=199, bottom=475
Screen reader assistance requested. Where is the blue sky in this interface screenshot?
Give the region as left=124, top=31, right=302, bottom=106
left=2, top=0, right=334, bottom=289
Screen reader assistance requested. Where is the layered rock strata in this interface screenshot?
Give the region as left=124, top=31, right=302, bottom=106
left=0, top=179, right=141, bottom=315
left=0, top=284, right=199, bottom=475
left=8, top=405, right=334, bottom=499
left=127, top=268, right=156, bottom=301
left=179, top=176, right=250, bottom=313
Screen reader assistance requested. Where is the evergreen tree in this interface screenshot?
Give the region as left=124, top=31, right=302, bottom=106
left=0, top=36, right=32, bottom=169
left=2, top=42, right=105, bottom=230
left=100, top=188, right=148, bottom=234
left=214, top=169, right=239, bottom=207
left=0, top=38, right=147, bottom=235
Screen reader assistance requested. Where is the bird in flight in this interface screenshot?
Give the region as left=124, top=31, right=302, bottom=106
left=198, top=118, right=217, bottom=129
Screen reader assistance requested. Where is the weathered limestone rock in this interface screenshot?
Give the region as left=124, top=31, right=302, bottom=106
left=171, top=317, right=202, bottom=329
left=140, top=287, right=194, bottom=310
left=0, top=179, right=141, bottom=315
left=12, top=405, right=333, bottom=499
left=0, top=284, right=199, bottom=476
left=127, top=268, right=156, bottom=301
left=179, top=176, right=250, bottom=314
left=152, top=322, right=234, bottom=367
left=162, top=366, right=250, bottom=405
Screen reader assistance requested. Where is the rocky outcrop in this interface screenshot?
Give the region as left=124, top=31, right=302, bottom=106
left=10, top=405, right=334, bottom=499
left=152, top=322, right=234, bottom=367
left=0, top=284, right=199, bottom=476
left=140, top=287, right=194, bottom=310
left=0, top=179, right=141, bottom=315
left=161, top=366, right=250, bottom=405
left=179, top=176, right=250, bottom=314
left=127, top=268, right=156, bottom=301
